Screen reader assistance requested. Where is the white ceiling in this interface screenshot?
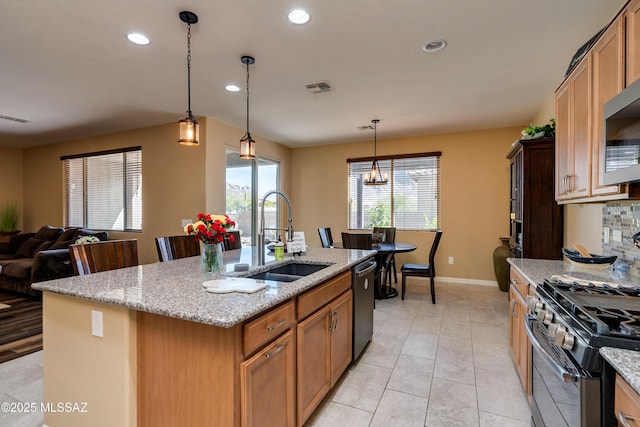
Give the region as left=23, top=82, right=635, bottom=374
left=0, top=0, right=627, bottom=149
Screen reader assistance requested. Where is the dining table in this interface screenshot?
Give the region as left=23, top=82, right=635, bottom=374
left=374, top=242, right=417, bottom=299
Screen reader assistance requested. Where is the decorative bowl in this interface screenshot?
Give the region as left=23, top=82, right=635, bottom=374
left=561, top=248, right=617, bottom=269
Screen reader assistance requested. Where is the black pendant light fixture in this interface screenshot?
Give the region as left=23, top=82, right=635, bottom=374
left=239, top=55, right=256, bottom=159
left=178, top=11, right=199, bottom=146
left=364, top=119, right=388, bottom=185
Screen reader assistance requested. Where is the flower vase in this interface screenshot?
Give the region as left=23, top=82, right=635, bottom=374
left=201, top=243, right=223, bottom=273
left=493, top=237, right=514, bottom=292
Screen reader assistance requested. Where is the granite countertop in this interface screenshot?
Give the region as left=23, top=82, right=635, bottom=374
left=32, top=246, right=376, bottom=328
left=507, top=258, right=639, bottom=288
left=601, top=347, right=640, bottom=395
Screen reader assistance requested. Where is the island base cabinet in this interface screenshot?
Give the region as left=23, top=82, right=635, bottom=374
left=241, top=330, right=296, bottom=427
left=297, top=290, right=352, bottom=426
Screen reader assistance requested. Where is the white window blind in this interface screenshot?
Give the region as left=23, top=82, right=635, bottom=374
left=62, top=147, right=142, bottom=231
left=347, top=152, right=440, bottom=231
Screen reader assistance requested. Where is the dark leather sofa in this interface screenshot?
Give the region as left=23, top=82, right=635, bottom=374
left=0, top=225, right=107, bottom=297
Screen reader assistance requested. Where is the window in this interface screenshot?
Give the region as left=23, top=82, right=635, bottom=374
left=347, top=152, right=440, bottom=230
left=225, top=148, right=280, bottom=245
left=62, top=147, right=142, bottom=231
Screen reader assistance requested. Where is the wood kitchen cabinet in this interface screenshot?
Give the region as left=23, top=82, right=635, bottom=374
left=554, top=7, right=640, bottom=203
left=507, top=138, right=563, bottom=259
left=297, top=272, right=352, bottom=426
left=555, top=58, right=591, bottom=201
left=508, top=267, right=531, bottom=397
left=615, top=373, right=640, bottom=426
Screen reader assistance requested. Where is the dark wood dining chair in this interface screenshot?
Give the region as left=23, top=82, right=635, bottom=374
left=401, top=230, right=442, bottom=303
left=318, top=227, right=334, bottom=248
left=155, top=235, right=200, bottom=262
left=222, top=230, right=242, bottom=251
left=341, top=232, right=372, bottom=249
left=373, top=227, right=397, bottom=285
left=70, top=239, right=139, bottom=276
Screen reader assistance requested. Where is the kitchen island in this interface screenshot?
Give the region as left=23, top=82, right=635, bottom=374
left=33, top=246, right=376, bottom=427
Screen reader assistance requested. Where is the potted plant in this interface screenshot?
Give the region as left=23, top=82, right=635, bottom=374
left=0, top=202, right=20, bottom=243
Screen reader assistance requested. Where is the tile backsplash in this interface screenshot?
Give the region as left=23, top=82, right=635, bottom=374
left=602, top=201, right=640, bottom=276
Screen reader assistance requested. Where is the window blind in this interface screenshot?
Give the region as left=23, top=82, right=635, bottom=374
left=62, top=147, right=142, bottom=231
left=347, top=153, right=440, bottom=230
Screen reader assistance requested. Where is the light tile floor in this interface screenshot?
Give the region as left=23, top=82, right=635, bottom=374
left=0, top=280, right=531, bottom=427
left=305, top=280, right=532, bottom=427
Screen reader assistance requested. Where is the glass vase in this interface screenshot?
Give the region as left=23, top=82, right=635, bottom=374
left=201, top=242, right=223, bottom=273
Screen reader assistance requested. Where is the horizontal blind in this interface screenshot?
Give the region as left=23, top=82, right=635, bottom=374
left=347, top=154, right=439, bottom=230
left=62, top=148, right=142, bottom=231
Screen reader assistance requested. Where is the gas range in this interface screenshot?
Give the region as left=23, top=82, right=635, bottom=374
left=527, top=276, right=640, bottom=373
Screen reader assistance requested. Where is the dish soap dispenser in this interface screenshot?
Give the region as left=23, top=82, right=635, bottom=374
left=275, top=236, right=285, bottom=261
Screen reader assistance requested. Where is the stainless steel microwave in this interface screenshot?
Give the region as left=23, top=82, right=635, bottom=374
left=603, top=78, right=640, bottom=185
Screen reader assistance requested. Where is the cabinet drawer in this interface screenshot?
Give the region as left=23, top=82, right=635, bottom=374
left=509, top=268, right=529, bottom=299
left=244, top=301, right=295, bottom=356
left=298, top=271, right=351, bottom=320
left=615, top=374, right=640, bottom=426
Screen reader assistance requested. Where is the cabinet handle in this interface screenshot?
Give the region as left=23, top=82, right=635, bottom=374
left=329, top=311, right=338, bottom=332
left=332, top=310, right=338, bottom=332
left=267, top=318, right=285, bottom=332
left=265, top=343, right=285, bottom=359
left=563, top=175, right=569, bottom=193
left=511, top=299, right=517, bottom=317
left=617, top=410, right=637, bottom=427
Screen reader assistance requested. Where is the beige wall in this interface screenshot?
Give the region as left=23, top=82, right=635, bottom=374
left=20, top=118, right=292, bottom=265
left=291, top=126, right=523, bottom=282
left=0, top=146, right=24, bottom=230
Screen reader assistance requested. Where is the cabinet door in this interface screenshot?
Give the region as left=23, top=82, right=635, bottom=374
left=555, top=82, right=571, bottom=200
left=297, top=305, right=331, bottom=426
left=627, top=0, right=640, bottom=85
left=592, top=17, right=625, bottom=196
left=508, top=286, right=521, bottom=367
left=570, top=59, right=592, bottom=199
left=241, top=330, right=296, bottom=427
left=330, top=290, right=352, bottom=387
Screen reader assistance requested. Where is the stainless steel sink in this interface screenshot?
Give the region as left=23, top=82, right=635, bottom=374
left=247, top=262, right=330, bottom=282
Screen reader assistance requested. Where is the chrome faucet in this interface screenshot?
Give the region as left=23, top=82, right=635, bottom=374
left=258, top=190, right=294, bottom=265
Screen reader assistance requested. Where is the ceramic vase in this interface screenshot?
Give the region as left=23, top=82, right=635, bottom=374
left=493, top=237, right=514, bottom=292
left=201, top=243, right=223, bottom=273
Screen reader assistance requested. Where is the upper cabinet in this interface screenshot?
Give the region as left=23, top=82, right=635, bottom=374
left=555, top=4, right=640, bottom=203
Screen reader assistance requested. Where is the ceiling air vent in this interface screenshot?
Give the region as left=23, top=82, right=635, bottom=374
left=0, top=114, right=31, bottom=124
left=305, top=80, right=333, bottom=94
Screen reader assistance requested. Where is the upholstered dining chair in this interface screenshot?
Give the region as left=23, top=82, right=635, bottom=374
left=222, top=230, right=242, bottom=251
left=155, top=235, right=200, bottom=262
left=318, top=227, right=334, bottom=248
left=373, top=227, right=397, bottom=285
left=341, top=232, right=372, bottom=249
left=70, top=239, right=139, bottom=276
left=400, top=230, right=442, bottom=303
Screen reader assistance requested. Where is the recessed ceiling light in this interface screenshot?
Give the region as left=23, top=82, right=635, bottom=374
left=225, top=84, right=241, bottom=92
left=422, top=39, right=447, bottom=53
left=126, top=32, right=150, bottom=45
left=288, top=9, right=310, bottom=25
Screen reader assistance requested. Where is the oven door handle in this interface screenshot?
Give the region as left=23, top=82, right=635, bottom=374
left=524, top=315, right=578, bottom=383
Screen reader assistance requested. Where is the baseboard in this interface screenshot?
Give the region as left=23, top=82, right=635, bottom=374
left=435, top=276, right=498, bottom=287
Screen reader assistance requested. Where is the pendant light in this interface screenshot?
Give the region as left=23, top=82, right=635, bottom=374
left=239, top=55, right=256, bottom=159
left=364, top=119, right=388, bottom=185
left=178, top=11, right=199, bottom=146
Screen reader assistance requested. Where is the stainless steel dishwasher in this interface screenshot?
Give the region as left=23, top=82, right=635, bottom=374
left=352, top=257, right=376, bottom=361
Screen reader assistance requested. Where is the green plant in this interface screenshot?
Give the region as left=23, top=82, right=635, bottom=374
left=0, top=202, right=18, bottom=232
left=367, top=203, right=391, bottom=228
left=522, top=118, right=556, bottom=138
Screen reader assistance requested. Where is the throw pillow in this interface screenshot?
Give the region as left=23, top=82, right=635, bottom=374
left=57, top=228, right=78, bottom=242
left=35, top=240, right=54, bottom=253
left=16, top=237, right=46, bottom=258
left=50, top=240, right=72, bottom=250
left=34, top=225, right=64, bottom=241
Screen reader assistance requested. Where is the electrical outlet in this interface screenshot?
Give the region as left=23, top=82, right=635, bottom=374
left=91, top=310, right=103, bottom=337
left=603, top=227, right=610, bottom=244
left=613, top=229, right=623, bottom=243
left=448, top=256, right=454, bottom=265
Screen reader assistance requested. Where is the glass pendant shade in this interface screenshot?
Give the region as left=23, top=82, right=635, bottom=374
left=239, top=132, right=255, bottom=159
left=178, top=113, right=199, bottom=146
